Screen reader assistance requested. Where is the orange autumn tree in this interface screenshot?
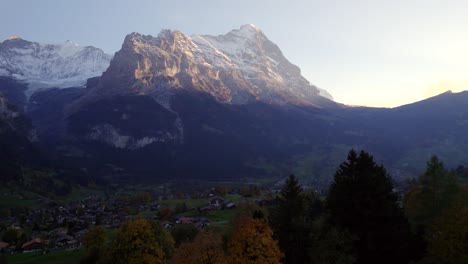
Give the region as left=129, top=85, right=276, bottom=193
left=172, top=230, right=226, bottom=264
left=228, top=218, right=283, bottom=264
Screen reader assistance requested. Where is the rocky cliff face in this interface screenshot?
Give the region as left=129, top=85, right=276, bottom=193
left=78, top=25, right=337, bottom=111
left=0, top=90, right=36, bottom=151
left=0, top=93, right=18, bottom=123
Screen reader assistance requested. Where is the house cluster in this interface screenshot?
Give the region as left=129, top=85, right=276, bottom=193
left=0, top=238, right=50, bottom=253
left=199, top=196, right=237, bottom=212
left=0, top=190, right=273, bottom=254
left=173, top=216, right=210, bottom=229
left=0, top=195, right=153, bottom=253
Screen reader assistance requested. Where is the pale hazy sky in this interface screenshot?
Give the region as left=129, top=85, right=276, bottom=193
left=1, top=0, right=468, bottom=107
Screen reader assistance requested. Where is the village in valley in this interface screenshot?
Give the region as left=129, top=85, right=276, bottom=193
left=0, top=183, right=276, bottom=257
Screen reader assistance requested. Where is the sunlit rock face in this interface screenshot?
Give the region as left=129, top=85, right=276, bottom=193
left=62, top=25, right=339, bottom=151
left=79, top=25, right=337, bottom=110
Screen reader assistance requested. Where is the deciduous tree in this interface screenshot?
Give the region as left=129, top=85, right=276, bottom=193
left=152, top=221, right=175, bottom=260
left=228, top=218, right=283, bottom=264
left=427, top=188, right=468, bottom=264
left=172, top=230, right=226, bottom=264
left=109, top=218, right=166, bottom=264
left=82, top=225, right=106, bottom=252
left=81, top=225, right=107, bottom=264
left=170, top=224, right=199, bottom=247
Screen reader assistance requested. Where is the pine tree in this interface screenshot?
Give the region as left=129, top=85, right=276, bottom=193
left=269, top=174, right=309, bottom=264
left=405, top=156, right=460, bottom=229
left=326, top=150, right=417, bottom=264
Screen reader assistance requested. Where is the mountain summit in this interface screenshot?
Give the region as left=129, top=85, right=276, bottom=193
left=82, top=25, right=337, bottom=109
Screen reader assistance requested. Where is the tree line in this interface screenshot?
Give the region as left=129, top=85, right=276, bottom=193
left=78, top=150, right=468, bottom=264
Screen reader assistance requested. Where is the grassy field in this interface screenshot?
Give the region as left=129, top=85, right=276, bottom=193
left=206, top=209, right=235, bottom=223
left=60, top=187, right=105, bottom=203
left=159, top=198, right=207, bottom=209
left=0, top=185, right=105, bottom=210
left=6, top=249, right=83, bottom=264
left=0, top=187, right=44, bottom=209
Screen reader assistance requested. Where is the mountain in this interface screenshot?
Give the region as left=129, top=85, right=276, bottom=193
left=62, top=25, right=339, bottom=154
left=0, top=26, right=466, bottom=187
left=0, top=36, right=113, bottom=97
left=55, top=25, right=342, bottom=182
left=74, top=24, right=337, bottom=110
left=349, top=90, right=468, bottom=174
left=0, top=37, right=113, bottom=142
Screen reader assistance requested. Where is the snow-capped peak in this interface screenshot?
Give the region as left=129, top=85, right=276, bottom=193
left=0, top=38, right=113, bottom=96
left=57, top=40, right=86, bottom=57
left=64, top=39, right=78, bottom=45
left=86, top=25, right=336, bottom=108
left=235, top=24, right=262, bottom=37
left=7, top=35, right=22, bottom=40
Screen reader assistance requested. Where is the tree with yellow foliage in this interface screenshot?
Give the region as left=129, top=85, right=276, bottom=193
left=172, top=230, right=226, bottom=264
left=109, top=218, right=170, bottom=264
left=427, top=189, right=468, bottom=264
left=228, top=218, right=283, bottom=264
left=82, top=225, right=106, bottom=251
left=81, top=225, right=107, bottom=263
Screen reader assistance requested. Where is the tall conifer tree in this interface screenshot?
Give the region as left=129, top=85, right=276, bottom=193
left=326, top=150, right=417, bottom=264
left=269, top=174, right=309, bottom=264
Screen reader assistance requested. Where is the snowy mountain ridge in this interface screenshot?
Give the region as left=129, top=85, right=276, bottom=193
left=83, top=24, right=337, bottom=110
left=190, top=24, right=328, bottom=104
left=0, top=37, right=113, bottom=96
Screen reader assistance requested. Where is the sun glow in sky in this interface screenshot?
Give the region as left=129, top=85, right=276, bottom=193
left=1, top=0, right=468, bottom=107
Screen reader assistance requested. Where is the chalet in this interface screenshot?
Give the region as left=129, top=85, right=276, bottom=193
left=73, top=229, right=89, bottom=240
left=209, top=196, right=224, bottom=208
left=56, top=235, right=74, bottom=247
left=195, top=221, right=209, bottom=229
left=176, top=217, right=194, bottom=224
left=199, top=206, right=213, bottom=212
left=225, top=202, right=236, bottom=209
left=66, top=239, right=80, bottom=249
left=22, top=238, right=49, bottom=252
left=49, top=228, right=68, bottom=239
left=162, top=221, right=173, bottom=228
left=193, top=217, right=210, bottom=229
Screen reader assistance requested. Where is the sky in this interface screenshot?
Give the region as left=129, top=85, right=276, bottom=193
left=1, top=0, right=468, bottom=107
